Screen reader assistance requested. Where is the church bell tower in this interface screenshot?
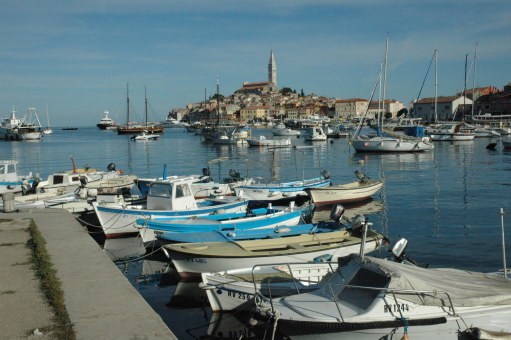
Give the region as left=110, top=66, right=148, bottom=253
left=268, top=50, right=277, bottom=87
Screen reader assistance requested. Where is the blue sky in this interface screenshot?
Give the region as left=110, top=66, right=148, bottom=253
left=1, top=0, right=510, bottom=126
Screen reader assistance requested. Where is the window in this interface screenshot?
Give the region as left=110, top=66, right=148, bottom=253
left=175, top=184, right=191, bottom=198
left=7, top=164, right=16, bottom=173
left=53, top=175, right=64, bottom=185
left=149, top=183, right=172, bottom=197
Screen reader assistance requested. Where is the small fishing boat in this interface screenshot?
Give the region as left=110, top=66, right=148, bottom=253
left=130, top=130, right=160, bottom=141
left=272, top=123, right=300, bottom=136
left=234, top=172, right=331, bottom=202
left=0, top=160, right=38, bottom=196
left=256, top=253, right=511, bottom=339
left=137, top=205, right=312, bottom=247
left=305, top=172, right=383, bottom=206
left=93, top=176, right=249, bottom=238
left=302, top=126, right=327, bottom=141
left=247, top=135, right=291, bottom=147
left=163, top=214, right=384, bottom=278
left=429, top=123, right=475, bottom=141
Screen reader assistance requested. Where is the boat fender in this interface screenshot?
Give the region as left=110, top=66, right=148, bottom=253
left=313, top=254, right=332, bottom=263
left=275, top=227, right=291, bottom=233
left=119, top=169, right=124, bottom=175
left=422, top=137, right=432, bottom=144
left=226, top=232, right=236, bottom=238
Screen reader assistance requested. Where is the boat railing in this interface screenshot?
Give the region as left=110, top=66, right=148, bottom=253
left=320, top=283, right=458, bottom=323
left=251, top=261, right=338, bottom=304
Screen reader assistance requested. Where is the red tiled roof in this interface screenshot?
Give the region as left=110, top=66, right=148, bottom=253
left=415, top=96, right=462, bottom=104
left=335, top=98, right=368, bottom=103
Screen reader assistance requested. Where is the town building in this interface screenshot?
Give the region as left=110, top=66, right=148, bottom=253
left=411, top=96, right=473, bottom=121
left=367, top=100, right=405, bottom=119
left=240, top=106, right=270, bottom=122
left=235, top=51, right=278, bottom=95
left=334, top=99, right=369, bottom=119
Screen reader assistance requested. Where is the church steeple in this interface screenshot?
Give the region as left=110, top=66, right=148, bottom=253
left=268, top=50, right=277, bottom=87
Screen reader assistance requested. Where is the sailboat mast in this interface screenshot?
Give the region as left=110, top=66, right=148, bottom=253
left=216, top=75, right=220, bottom=124
left=434, top=49, right=438, bottom=122
left=145, top=85, right=148, bottom=128
left=126, top=83, right=130, bottom=125
left=381, top=37, right=388, bottom=128
left=472, top=43, right=478, bottom=118
left=464, top=54, right=468, bottom=121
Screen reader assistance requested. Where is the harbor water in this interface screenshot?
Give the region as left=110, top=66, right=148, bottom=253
left=2, top=127, right=511, bottom=339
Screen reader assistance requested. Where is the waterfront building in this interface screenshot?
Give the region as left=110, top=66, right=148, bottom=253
left=334, top=98, right=369, bottom=120
left=474, top=83, right=511, bottom=115
left=412, top=95, right=472, bottom=122
left=367, top=100, right=405, bottom=119
left=240, top=106, right=270, bottom=122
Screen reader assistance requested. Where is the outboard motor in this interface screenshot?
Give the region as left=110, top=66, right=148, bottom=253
left=79, top=176, right=88, bottom=188
left=350, top=214, right=367, bottom=234
left=355, top=170, right=369, bottom=182
left=390, top=238, right=424, bottom=266
left=329, top=204, right=345, bottom=224
left=23, top=178, right=40, bottom=195
left=107, top=163, right=116, bottom=172
left=202, top=167, right=211, bottom=177
left=229, top=169, right=241, bottom=180
left=321, top=170, right=330, bottom=179
left=84, top=164, right=91, bottom=171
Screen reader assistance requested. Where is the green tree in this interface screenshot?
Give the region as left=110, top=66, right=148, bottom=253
left=210, top=94, right=224, bottom=101
left=280, top=87, right=294, bottom=96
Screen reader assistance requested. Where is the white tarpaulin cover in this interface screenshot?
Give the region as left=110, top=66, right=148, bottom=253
left=362, top=256, right=511, bottom=307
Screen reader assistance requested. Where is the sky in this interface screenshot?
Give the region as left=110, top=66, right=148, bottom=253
left=1, top=0, right=511, bottom=127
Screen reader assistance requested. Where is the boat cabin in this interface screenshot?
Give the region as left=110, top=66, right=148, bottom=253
left=147, top=177, right=197, bottom=210
left=0, top=160, right=21, bottom=194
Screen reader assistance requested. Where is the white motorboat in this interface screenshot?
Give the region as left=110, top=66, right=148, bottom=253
left=131, top=130, right=160, bottom=141
left=302, top=126, right=327, bottom=141
left=306, top=172, right=383, bottom=206
left=256, top=254, right=511, bottom=339
left=429, top=123, right=476, bottom=141
left=272, top=123, right=300, bottom=136
left=234, top=172, right=331, bottom=202
left=247, top=135, right=291, bottom=147
left=93, top=176, right=248, bottom=238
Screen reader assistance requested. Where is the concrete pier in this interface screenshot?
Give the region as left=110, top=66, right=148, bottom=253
left=0, top=208, right=177, bottom=340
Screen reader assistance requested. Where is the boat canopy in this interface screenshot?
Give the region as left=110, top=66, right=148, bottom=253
left=342, top=255, right=511, bottom=307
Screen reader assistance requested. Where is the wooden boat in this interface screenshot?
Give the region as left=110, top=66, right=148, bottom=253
left=256, top=254, right=511, bottom=340
left=163, top=227, right=384, bottom=279
left=234, top=173, right=331, bottom=202
left=93, top=176, right=248, bottom=238
left=306, top=173, right=383, bottom=206
left=137, top=206, right=309, bottom=246
left=247, top=135, right=291, bottom=147
left=117, top=84, right=164, bottom=135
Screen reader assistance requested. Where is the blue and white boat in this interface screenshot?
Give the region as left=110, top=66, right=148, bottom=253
left=137, top=205, right=312, bottom=246
left=234, top=172, right=331, bottom=202
left=93, top=176, right=249, bottom=238
left=0, top=160, right=37, bottom=196
left=156, top=222, right=338, bottom=244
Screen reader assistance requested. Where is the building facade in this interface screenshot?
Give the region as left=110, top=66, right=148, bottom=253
left=240, top=106, right=270, bottom=122
left=367, top=100, right=405, bottom=119
left=334, top=99, right=369, bottom=119
left=412, top=96, right=473, bottom=121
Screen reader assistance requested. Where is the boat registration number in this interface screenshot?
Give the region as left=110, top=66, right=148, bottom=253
left=227, top=291, right=251, bottom=300
left=384, top=303, right=410, bottom=313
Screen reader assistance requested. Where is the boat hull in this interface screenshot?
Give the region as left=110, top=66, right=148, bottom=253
left=306, top=180, right=383, bottom=206
left=165, top=230, right=382, bottom=278
left=235, top=177, right=331, bottom=202
left=351, top=137, right=434, bottom=152
left=93, top=199, right=248, bottom=238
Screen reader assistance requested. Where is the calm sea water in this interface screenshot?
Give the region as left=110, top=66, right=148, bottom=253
left=2, top=127, right=511, bottom=339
